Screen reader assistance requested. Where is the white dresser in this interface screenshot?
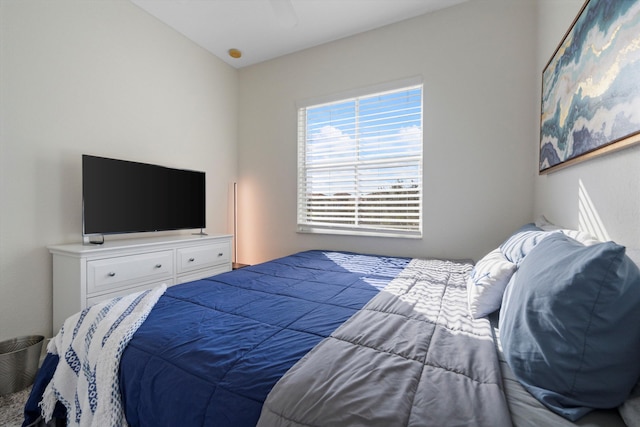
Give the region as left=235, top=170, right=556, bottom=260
left=48, top=234, right=232, bottom=335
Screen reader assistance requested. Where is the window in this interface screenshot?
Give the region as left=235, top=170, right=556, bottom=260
left=297, top=80, right=423, bottom=238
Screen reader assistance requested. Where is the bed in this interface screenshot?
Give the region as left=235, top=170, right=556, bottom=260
left=23, top=226, right=640, bottom=427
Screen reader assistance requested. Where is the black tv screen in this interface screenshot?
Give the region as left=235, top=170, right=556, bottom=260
left=82, top=155, right=205, bottom=235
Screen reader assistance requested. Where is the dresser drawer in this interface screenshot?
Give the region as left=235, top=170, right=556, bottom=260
left=86, top=279, right=173, bottom=307
left=176, top=264, right=230, bottom=284
left=87, top=250, right=173, bottom=294
left=177, top=242, right=230, bottom=274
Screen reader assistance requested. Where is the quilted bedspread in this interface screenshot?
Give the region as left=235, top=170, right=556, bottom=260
left=258, top=258, right=512, bottom=427
left=117, top=250, right=411, bottom=426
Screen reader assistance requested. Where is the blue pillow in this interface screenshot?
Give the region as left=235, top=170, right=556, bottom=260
left=499, top=232, right=640, bottom=421
left=499, top=223, right=551, bottom=265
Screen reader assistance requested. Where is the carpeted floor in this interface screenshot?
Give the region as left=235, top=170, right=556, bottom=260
left=0, top=386, right=30, bottom=427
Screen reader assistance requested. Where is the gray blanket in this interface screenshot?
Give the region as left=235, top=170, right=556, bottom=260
left=258, top=258, right=512, bottom=427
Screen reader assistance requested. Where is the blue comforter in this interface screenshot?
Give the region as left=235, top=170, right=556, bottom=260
left=25, top=250, right=409, bottom=426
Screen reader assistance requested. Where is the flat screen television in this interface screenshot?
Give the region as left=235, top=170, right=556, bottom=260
left=82, top=155, right=205, bottom=237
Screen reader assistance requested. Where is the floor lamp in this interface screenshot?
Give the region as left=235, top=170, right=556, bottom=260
left=232, top=182, right=248, bottom=269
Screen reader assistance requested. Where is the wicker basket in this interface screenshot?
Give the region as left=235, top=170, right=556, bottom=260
left=0, top=335, right=44, bottom=396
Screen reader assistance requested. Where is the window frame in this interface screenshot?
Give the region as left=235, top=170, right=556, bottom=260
left=296, top=77, right=423, bottom=239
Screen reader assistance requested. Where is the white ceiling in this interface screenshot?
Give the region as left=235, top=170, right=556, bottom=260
left=130, top=0, right=468, bottom=68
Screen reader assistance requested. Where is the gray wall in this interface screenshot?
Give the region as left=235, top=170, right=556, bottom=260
left=3, top=0, right=637, bottom=343
left=0, top=0, right=238, bottom=341
left=534, top=0, right=640, bottom=250
left=236, top=0, right=538, bottom=265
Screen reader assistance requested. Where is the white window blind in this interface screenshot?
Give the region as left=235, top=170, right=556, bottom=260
left=297, top=83, right=423, bottom=238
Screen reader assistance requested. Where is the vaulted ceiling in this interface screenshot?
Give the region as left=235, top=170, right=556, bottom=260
left=130, top=0, right=468, bottom=68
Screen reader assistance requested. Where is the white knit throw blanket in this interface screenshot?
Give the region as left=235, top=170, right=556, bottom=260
left=41, top=284, right=166, bottom=427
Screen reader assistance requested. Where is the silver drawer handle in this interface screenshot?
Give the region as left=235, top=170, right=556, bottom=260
left=155, top=264, right=162, bottom=268
left=108, top=272, right=116, bottom=277
left=189, top=257, right=195, bottom=262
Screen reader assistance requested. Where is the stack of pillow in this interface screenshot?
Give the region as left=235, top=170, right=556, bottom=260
left=466, top=218, right=640, bottom=424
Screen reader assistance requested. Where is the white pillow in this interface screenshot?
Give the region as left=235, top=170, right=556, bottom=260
left=620, top=382, right=640, bottom=427
left=535, top=215, right=600, bottom=245
left=535, top=214, right=562, bottom=230
left=559, top=229, right=600, bottom=246
left=467, top=248, right=517, bottom=319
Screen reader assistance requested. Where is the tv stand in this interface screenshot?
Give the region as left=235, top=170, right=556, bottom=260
left=48, top=234, right=232, bottom=335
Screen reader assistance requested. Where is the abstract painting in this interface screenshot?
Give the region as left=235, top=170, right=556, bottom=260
left=540, top=0, right=640, bottom=173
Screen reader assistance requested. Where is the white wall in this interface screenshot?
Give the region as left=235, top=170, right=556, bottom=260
left=0, top=0, right=238, bottom=341
left=534, top=1, right=640, bottom=250
left=237, top=0, right=538, bottom=265
left=7, top=0, right=628, bottom=343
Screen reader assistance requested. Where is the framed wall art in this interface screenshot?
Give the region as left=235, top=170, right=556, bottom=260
left=540, top=0, right=640, bottom=174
